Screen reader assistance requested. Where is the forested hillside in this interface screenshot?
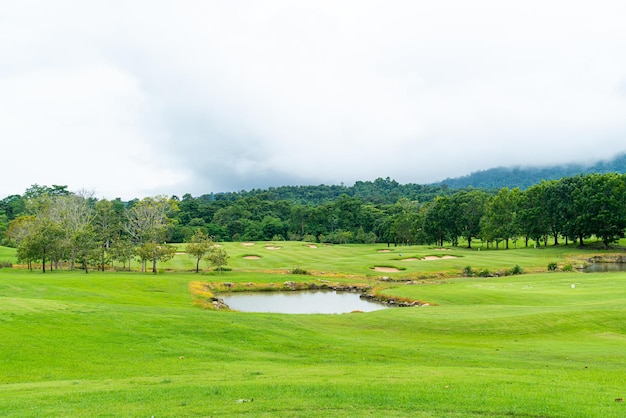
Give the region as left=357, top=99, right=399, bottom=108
left=203, top=177, right=456, bottom=205
left=3, top=173, right=626, bottom=273
left=437, top=153, right=626, bottom=189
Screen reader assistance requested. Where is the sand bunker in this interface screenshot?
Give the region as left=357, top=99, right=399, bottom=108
left=377, top=249, right=392, bottom=253
left=243, top=255, right=261, bottom=260
left=422, top=255, right=458, bottom=260
left=265, top=246, right=282, bottom=250
left=241, top=242, right=255, bottom=246
left=307, top=244, right=318, bottom=248
left=373, top=267, right=401, bottom=273
left=401, top=258, right=420, bottom=261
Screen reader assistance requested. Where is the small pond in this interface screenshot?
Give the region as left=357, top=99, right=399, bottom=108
left=584, top=262, right=626, bottom=273
left=221, top=290, right=389, bottom=314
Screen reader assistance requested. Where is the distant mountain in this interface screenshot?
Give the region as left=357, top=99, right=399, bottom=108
left=436, top=153, right=626, bottom=190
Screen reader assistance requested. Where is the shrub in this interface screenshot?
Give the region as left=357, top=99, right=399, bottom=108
left=291, top=267, right=310, bottom=275
left=462, top=266, right=474, bottom=276
left=563, top=263, right=574, bottom=272
left=547, top=262, right=558, bottom=271
left=0, top=261, right=12, bottom=268
left=477, top=269, right=491, bottom=277
left=509, top=264, right=523, bottom=275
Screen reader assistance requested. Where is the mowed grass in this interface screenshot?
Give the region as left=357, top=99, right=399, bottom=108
left=0, top=243, right=625, bottom=417
left=165, top=240, right=588, bottom=279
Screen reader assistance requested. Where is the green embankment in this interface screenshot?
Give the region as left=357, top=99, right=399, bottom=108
left=0, top=243, right=625, bottom=417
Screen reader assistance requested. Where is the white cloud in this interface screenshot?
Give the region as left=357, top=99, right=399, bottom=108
left=1, top=0, right=625, bottom=198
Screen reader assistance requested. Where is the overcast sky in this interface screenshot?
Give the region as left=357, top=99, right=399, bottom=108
left=2, top=1, right=626, bottom=200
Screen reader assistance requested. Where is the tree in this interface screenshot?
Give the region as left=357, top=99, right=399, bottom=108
left=93, top=199, right=125, bottom=271
left=49, top=193, right=94, bottom=270
left=126, top=196, right=178, bottom=273
left=18, top=216, right=63, bottom=273
left=207, top=246, right=229, bottom=273
left=186, top=230, right=213, bottom=273
left=136, top=243, right=177, bottom=273
left=573, top=174, right=626, bottom=248
left=110, top=238, right=135, bottom=271
left=481, top=188, right=521, bottom=249
left=452, top=190, right=489, bottom=248
left=423, top=197, right=451, bottom=246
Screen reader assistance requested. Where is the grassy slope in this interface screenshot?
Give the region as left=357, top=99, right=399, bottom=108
left=0, top=244, right=625, bottom=417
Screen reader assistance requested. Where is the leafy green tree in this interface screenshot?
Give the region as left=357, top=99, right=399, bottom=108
left=93, top=198, right=125, bottom=271
left=186, top=230, right=213, bottom=273
left=480, top=188, right=521, bottom=249
left=18, top=216, right=64, bottom=273
left=110, top=238, right=135, bottom=271
left=518, top=183, right=549, bottom=247
left=207, top=246, right=229, bottom=273
left=451, top=190, right=489, bottom=248
left=423, top=197, right=451, bottom=246
left=573, top=174, right=626, bottom=248
left=136, top=243, right=177, bottom=273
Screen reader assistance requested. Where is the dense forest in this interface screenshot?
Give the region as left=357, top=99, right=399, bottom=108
left=2, top=173, right=626, bottom=272
left=438, top=153, right=626, bottom=189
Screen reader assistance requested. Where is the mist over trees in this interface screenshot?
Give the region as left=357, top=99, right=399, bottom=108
left=2, top=174, right=626, bottom=271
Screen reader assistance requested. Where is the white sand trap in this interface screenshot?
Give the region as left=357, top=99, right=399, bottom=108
left=265, top=246, right=282, bottom=250
left=243, top=256, right=261, bottom=260
left=242, top=242, right=255, bottom=246
left=175, top=252, right=186, bottom=255
left=373, top=267, right=401, bottom=272
left=401, top=258, right=420, bottom=261
left=377, top=249, right=392, bottom=253
left=422, top=255, right=458, bottom=260
left=307, top=244, right=318, bottom=248
left=434, top=248, right=451, bottom=251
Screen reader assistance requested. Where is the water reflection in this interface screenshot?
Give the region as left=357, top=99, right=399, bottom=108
left=584, top=263, right=626, bottom=273
left=221, top=290, right=388, bottom=314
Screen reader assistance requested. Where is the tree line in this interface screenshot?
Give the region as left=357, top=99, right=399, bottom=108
left=2, top=173, right=626, bottom=272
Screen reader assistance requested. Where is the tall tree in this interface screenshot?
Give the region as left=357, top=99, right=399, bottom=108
left=481, top=188, right=521, bottom=249
left=186, top=229, right=213, bottom=273
left=126, top=196, right=178, bottom=273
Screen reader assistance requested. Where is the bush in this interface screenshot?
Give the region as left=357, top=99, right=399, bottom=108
left=0, top=261, right=12, bottom=268
left=291, top=267, right=310, bottom=275
left=547, top=262, right=558, bottom=271
left=477, top=269, right=491, bottom=277
left=563, top=263, right=574, bottom=272
left=508, top=264, right=523, bottom=275
left=462, top=265, right=474, bottom=276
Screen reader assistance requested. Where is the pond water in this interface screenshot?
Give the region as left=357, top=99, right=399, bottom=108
left=584, top=263, right=626, bottom=273
left=221, top=290, right=389, bottom=314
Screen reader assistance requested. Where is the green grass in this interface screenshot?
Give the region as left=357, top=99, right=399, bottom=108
left=0, top=243, right=625, bottom=416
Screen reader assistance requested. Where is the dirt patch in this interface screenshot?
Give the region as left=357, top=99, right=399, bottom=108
left=265, top=246, right=282, bottom=250
left=241, top=242, right=255, bottom=246
left=243, top=256, right=261, bottom=260
left=422, top=255, right=458, bottom=260
left=373, top=267, right=401, bottom=273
